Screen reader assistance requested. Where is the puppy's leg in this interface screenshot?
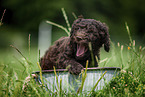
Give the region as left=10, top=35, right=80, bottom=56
left=40, top=57, right=54, bottom=70
left=62, top=60, right=84, bottom=75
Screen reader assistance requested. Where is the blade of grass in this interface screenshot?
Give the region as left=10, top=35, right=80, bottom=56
left=89, top=71, right=107, bottom=95
left=125, top=23, right=137, bottom=74
left=59, top=78, right=62, bottom=97
left=53, top=66, right=63, bottom=96
left=13, top=56, right=27, bottom=79
left=120, top=45, right=124, bottom=69
left=6, top=68, right=14, bottom=96
left=13, top=56, right=26, bottom=69
left=37, top=62, right=44, bottom=86
left=53, top=66, right=59, bottom=92
left=0, top=9, right=6, bottom=26
left=77, top=60, right=88, bottom=94
left=125, top=22, right=132, bottom=44
left=99, top=58, right=108, bottom=64
left=72, top=12, right=77, bottom=20
left=125, top=22, right=136, bottom=51
left=38, top=49, right=41, bottom=64
left=101, top=57, right=112, bottom=67
left=61, top=8, right=71, bottom=32
left=46, top=20, right=70, bottom=36
left=10, top=45, right=32, bottom=66
left=10, top=45, right=27, bottom=61
left=28, top=34, right=31, bottom=58
left=89, top=42, right=95, bottom=67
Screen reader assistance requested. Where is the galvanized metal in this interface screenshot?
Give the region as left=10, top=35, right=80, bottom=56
left=34, top=67, right=121, bottom=92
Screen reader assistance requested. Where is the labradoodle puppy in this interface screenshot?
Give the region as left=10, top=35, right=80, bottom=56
left=40, top=17, right=110, bottom=75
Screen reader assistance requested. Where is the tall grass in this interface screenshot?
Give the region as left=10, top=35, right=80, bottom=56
left=93, top=23, right=145, bottom=97
left=46, top=8, right=71, bottom=36
left=0, top=9, right=6, bottom=26
left=0, top=9, right=145, bottom=96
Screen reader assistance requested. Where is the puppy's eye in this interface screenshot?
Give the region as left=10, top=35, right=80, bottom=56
left=74, top=27, right=79, bottom=30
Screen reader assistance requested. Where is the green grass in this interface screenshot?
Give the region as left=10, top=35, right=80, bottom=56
left=0, top=9, right=145, bottom=97
left=0, top=29, right=145, bottom=96
left=0, top=47, right=39, bottom=78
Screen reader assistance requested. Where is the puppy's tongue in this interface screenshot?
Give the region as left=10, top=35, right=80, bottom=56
left=76, top=44, right=86, bottom=56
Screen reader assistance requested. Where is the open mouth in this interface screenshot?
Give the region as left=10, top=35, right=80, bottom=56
left=76, top=44, right=88, bottom=57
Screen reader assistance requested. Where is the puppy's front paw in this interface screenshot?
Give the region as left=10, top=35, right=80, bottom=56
left=68, top=64, right=84, bottom=75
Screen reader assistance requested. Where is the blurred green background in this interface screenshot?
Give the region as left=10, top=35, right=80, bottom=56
left=0, top=0, right=145, bottom=73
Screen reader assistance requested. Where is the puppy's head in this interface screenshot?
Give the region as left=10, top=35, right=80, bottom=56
left=70, top=17, right=110, bottom=55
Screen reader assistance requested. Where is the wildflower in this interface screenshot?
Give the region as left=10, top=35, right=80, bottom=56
left=125, top=84, right=127, bottom=87
left=117, top=42, right=120, bottom=47
left=121, top=70, right=126, bottom=73
left=139, top=46, right=142, bottom=52
left=139, top=46, right=142, bottom=49
left=133, top=40, right=135, bottom=46
left=113, top=87, right=115, bottom=89
left=128, top=46, right=131, bottom=50
left=121, top=45, right=124, bottom=51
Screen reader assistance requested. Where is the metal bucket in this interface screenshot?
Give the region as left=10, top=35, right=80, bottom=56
left=34, top=67, right=121, bottom=92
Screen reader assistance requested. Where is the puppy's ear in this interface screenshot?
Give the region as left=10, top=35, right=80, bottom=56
left=104, top=39, right=110, bottom=52
left=98, top=23, right=110, bottom=52
left=99, top=31, right=110, bottom=52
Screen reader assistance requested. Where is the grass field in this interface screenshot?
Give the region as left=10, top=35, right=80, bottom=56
left=0, top=33, right=145, bottom=96
left=0, top=40, right=136, bottom=78
left=0, top=10, right=144, bottom=96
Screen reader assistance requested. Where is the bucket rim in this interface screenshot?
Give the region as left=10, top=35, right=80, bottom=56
left=33, top=67, right=121, bottom=74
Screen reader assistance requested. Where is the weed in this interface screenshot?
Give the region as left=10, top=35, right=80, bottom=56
left=0, top=9, right=6, bottom=26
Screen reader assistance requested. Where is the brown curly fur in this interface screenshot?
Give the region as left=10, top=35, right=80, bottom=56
left=40, top=17, right=110, bottom=75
